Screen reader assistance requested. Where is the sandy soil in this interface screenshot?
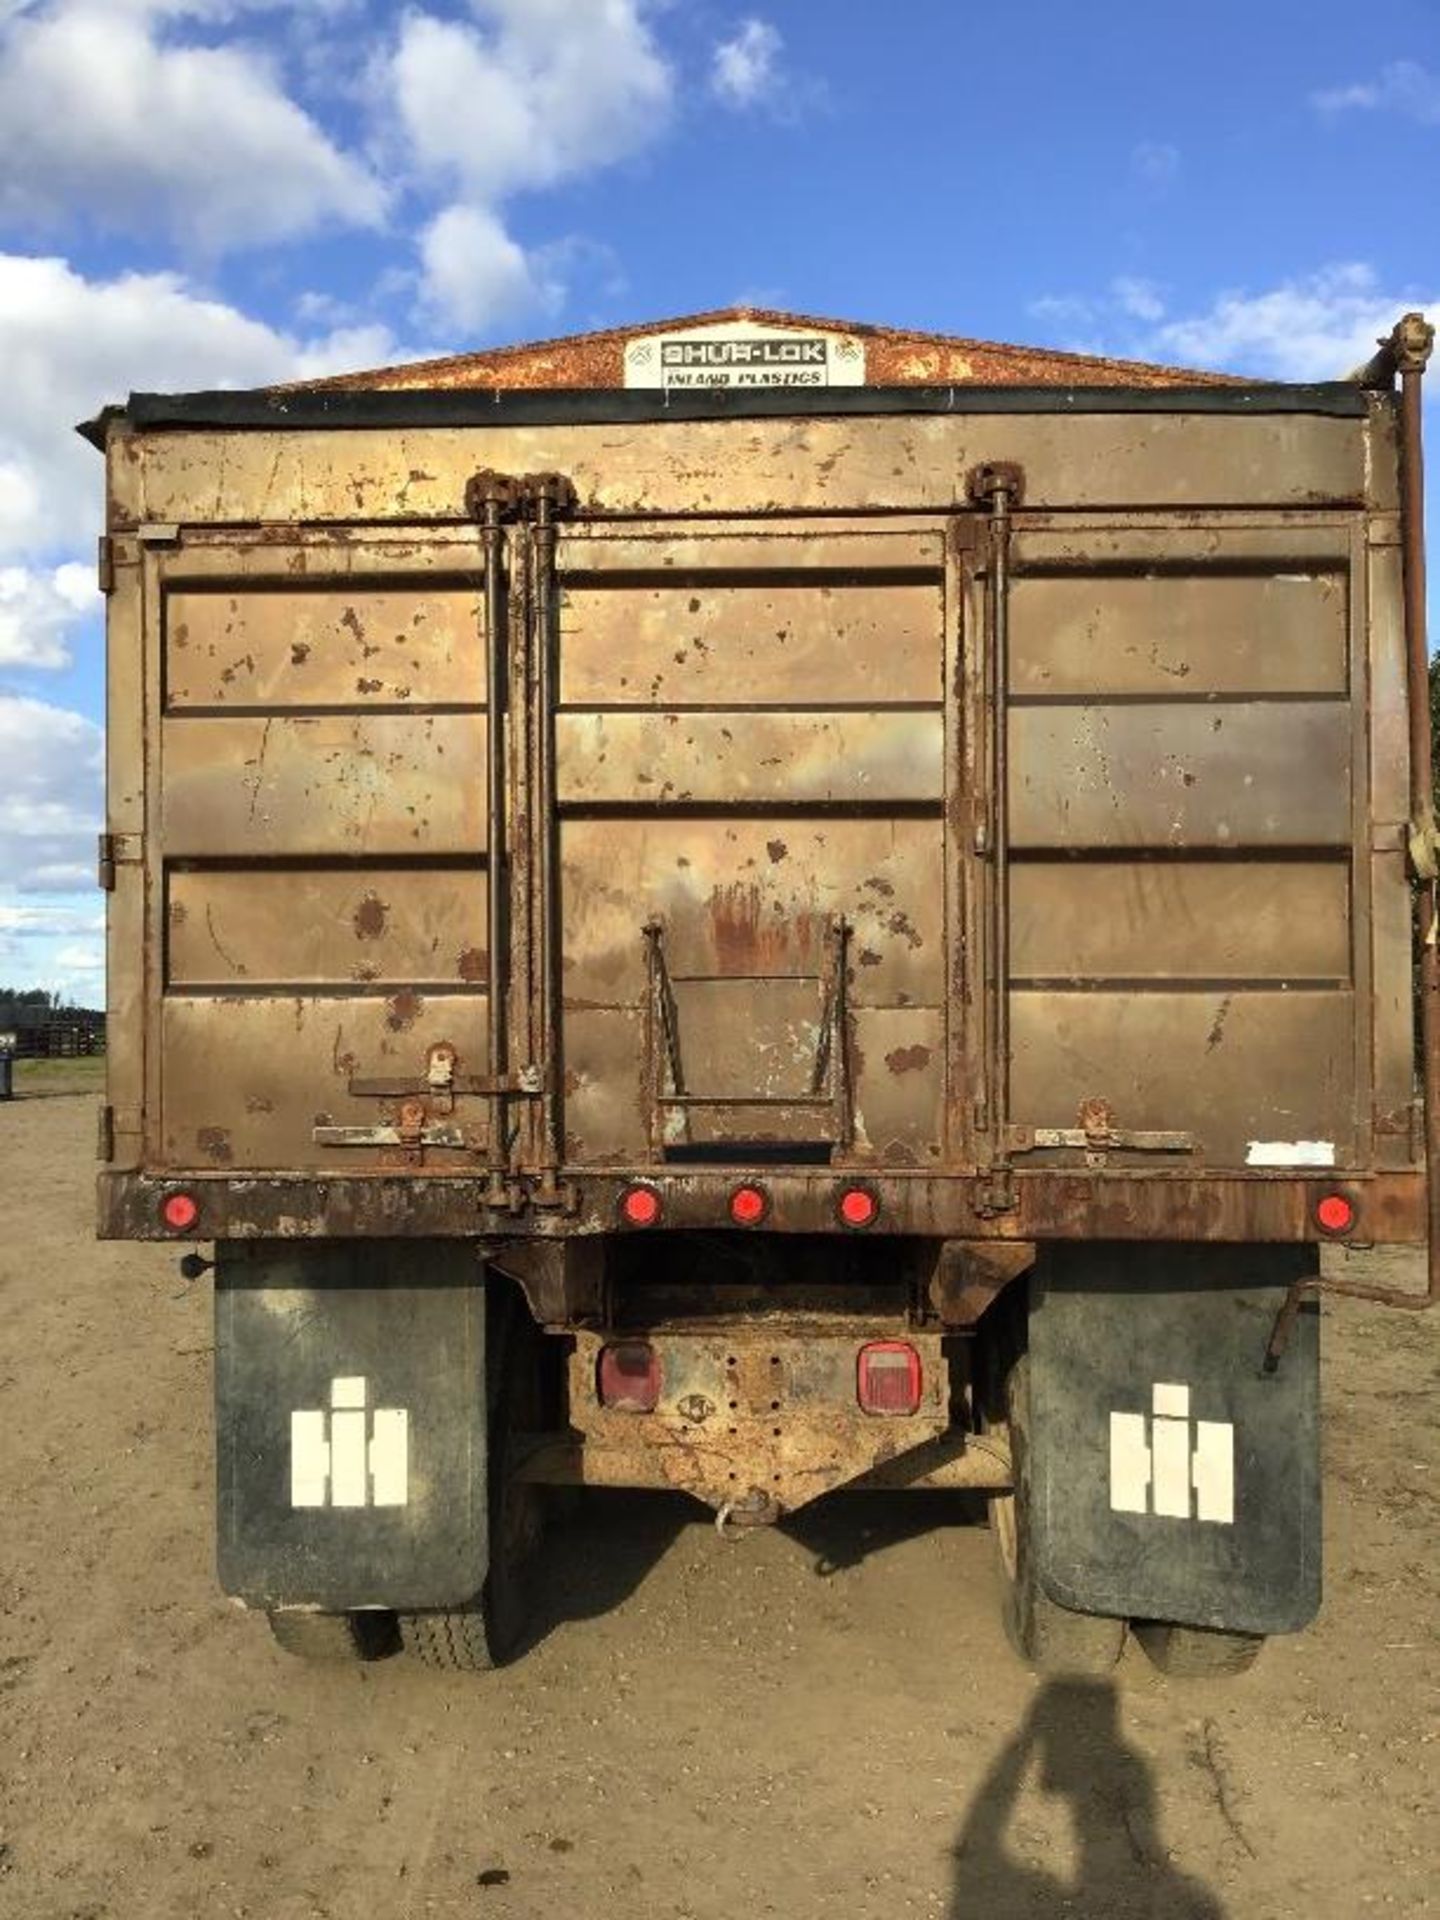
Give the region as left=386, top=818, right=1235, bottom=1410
left=1, top=1080, right=1436, bottom=1919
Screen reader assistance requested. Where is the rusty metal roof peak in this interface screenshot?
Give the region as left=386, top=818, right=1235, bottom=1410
left=288, top=303, right=1246, bottom=393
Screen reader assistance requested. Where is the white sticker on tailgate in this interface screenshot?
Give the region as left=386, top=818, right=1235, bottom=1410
left=1245, top=1140, right=1336, bottom=1167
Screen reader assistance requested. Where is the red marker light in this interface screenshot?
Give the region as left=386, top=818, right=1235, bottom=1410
left=838, top=1186, right=878, bottom=1229
left=620, top=1183, right=662, bottom=1228
left=161, top=1190, right=199, bottom=1233
left=857, top=1341, right=922, bottom=1416
left=598, top=1341, right=662, bottom=1413
left=1315, top=1192, right=1356, bottom=1236
left=729, top=1184, right=768, bottom=1226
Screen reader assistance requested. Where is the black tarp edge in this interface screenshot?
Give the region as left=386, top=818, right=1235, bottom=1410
left=77, top=378, right=1373, bottom=447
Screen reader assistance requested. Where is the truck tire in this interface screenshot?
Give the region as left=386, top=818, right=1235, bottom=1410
left=1131, top=1621, right=1264, bottom=1679
left=266, top=1608, right=396, bottom=1662
left=985, top=1340, right=1127, bottom=1676
left=398, top=1605, right=496, bottom=1672
left=398, top=1281, right=545, bottom=1672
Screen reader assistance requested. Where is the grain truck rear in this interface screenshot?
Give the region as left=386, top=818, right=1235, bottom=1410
left=87, top=307, right=1436, bottom=1676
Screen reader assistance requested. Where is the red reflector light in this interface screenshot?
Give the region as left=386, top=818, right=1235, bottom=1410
left=161, top=1191, right=199, bottom=1233
left=838, top=1186, right=878, bottom=1229
left=1315, top=1192, right=1356, bottom=1235
left=729, top=1183, right=768, bottom=1226
left=857, top=1341, right=922, bottom=1416
left=598, top=1341, right=662, bottom=1413
left=620, top=1184, right=661, bottom=1228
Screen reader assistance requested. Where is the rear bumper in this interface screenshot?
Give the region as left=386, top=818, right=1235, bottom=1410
left=99, top=1165, right=1428, bottom=1245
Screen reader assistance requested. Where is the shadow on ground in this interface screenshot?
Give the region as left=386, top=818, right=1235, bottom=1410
left=520, top=1486, right=984, bottom=1650
left=783, top=1488, right=984, bottom=1576
left=950, top=1678, right=1227, bottom=1919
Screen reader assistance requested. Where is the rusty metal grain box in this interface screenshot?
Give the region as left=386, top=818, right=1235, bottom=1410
left=86, top=308, right=1431, bottom=1256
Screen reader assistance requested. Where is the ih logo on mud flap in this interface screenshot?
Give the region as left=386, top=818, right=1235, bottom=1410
left=290, top=1377, right=409, bottom=1509
left=1109, top=1383, right=1234, bottom=1525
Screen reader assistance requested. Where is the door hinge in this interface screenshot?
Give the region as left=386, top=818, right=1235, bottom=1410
left=97, top=535, right=115, bottom=595
left=97, top=832, right=141, bottom=891
left=97, top=1104, right=115, bottom=1162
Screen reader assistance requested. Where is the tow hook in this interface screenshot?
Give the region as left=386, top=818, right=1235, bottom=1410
left=715, top=1489, right=781, bottom=1538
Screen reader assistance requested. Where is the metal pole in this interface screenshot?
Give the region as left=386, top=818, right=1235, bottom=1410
left=481, top=492, right=510, bottom=1201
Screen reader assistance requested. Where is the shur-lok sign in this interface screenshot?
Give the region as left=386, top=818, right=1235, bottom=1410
left=624, top=321, right=867, bottom=390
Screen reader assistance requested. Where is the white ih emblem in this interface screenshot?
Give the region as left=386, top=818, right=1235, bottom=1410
left=1109, top=1383, right=1234, bottom=1525
left=290, top=1377, right=409, bottom=1509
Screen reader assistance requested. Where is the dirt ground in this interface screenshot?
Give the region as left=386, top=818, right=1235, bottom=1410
left=1, top=1075, right=1436, bottom=1920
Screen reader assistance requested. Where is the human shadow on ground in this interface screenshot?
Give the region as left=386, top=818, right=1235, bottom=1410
left=950, top=1677, right=1226, bottom=1920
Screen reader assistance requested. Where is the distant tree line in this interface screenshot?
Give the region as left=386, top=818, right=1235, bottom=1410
left=0, top=988, right=102, bottom=1019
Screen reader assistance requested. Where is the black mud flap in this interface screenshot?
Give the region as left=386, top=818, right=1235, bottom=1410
left=215, top=1241, right=487, bottom=1612
left=1028, top=1245, right=1320, bottom=1636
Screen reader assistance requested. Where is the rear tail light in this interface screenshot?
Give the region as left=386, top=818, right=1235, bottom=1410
left=598, top=1341, right=662, bottom=1413
left=838, top=1185, right=879, bottom=1229
left=619, top=1183, right=662, bottom=1228
left=160, top=1190, right=199, bottom=1233
left=729, top=1183, right=769, bottom=1226
left=1315, top=1191, right=1357, bottom=1236
left=857, top=1340, right=922, bottom=1416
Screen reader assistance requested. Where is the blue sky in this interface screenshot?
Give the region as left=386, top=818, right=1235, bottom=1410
left=1, top=0, right=1437, bottom=1000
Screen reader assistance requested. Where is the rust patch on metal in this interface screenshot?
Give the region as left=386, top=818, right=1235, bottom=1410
left=766, top=838, right=788, bottom=863
left=352, top=892, right=388, bottom=940
left=709, top=883, right=819, bottom=973
left=196, top=1127, right=233, bottom=1165
left=884, top=1044, right=931, bottom=1075
left=456, top=945, right=487, bottom=983
left=385, top=989, right=424, bottom=1032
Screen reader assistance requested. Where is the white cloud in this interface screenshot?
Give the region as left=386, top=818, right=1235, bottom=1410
left=1130, top=140, right=1180, bottom=190
left=1312, top=60, right=1440, bottom=125
left=1147, top=264, right=1440, bottom=381
left=0, top=251, right=407, bottom=561
left=0, top=889, right=104, bottom=998
left=386, top=1, right=671, bottom=331
left=0, top=0, right=387, bottom=251
left=391, top=2, right=671, bottom=201
left=50, top=941, right=104, bottom=973
left=0, top=560, right=96, bottom=668
left=711, top=17, right=782, bottom=110
left=1030, top=264, right=1440, bottom=382
left=0, top=902, right=102, bottom=937
left=0, top=694, right=103, bottom=893
left=416, top=204, right=555, bottom=335
left=1111, top=275, right=1165, bottom=324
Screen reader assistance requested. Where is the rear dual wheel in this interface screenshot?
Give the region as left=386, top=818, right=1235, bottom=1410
left=265, top=1607, right=396, bottom=1662
left=1131, top=1621, right=1264, bottom=1679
